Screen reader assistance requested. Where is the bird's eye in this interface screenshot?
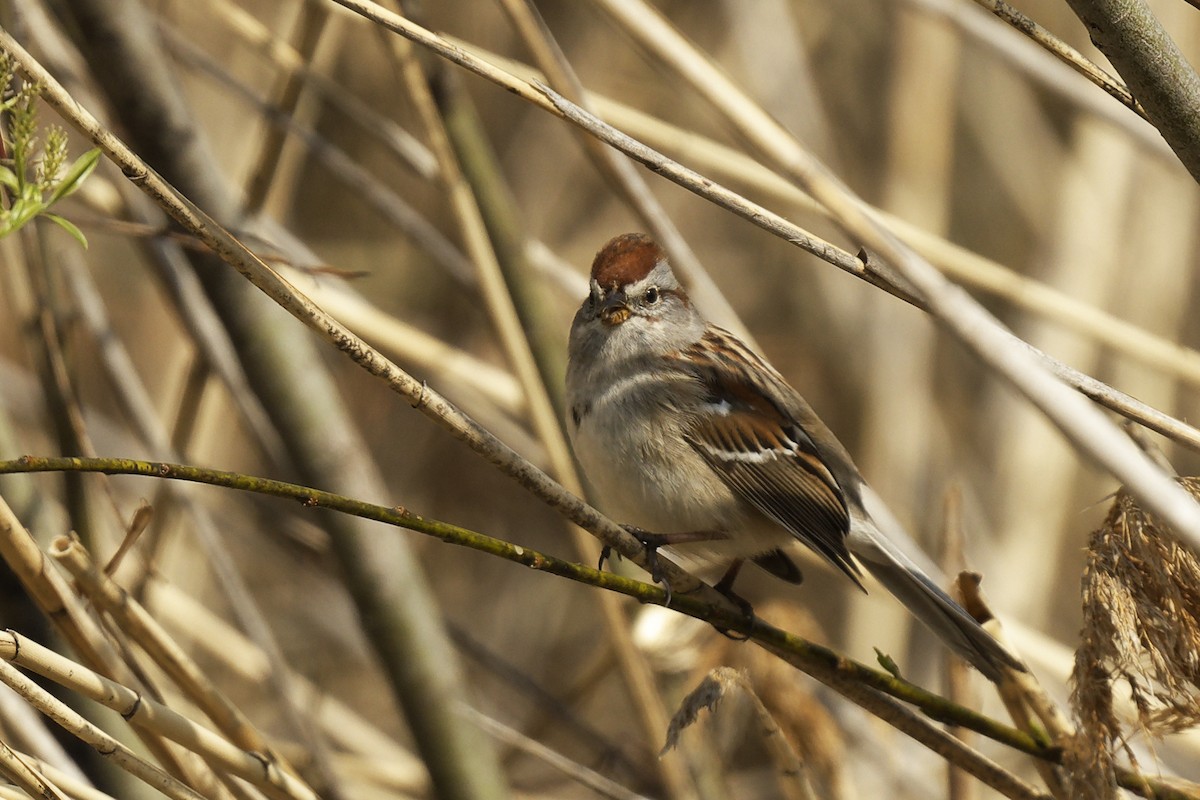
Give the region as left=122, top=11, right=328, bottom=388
left=644, top=286, right=660, bottom=305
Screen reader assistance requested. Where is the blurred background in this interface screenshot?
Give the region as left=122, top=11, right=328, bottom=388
left=2, top=0, right=1199, bottom=798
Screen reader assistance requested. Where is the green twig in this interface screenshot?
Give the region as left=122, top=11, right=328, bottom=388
left=6, top=455, right=1195, bottom=799
left=8, top=455, right=1199, bottom=797
left=0, top=456, right=1058, bottom=756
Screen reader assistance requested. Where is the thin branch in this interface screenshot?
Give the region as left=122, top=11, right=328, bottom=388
left=0, top=27, right=713, bottom=598
left=495, top=0, right=754, bottom=344
left=0, top=459, right=1076, bottom=758
left=427, top=36, right=1200, bottom=448
left=900, top=0, right=1171, bottom=159
left=968, top=0, right=1146, bottom=119
left=1061, top=0, right=1200, bottom=183
left=174, top=7, right=1200, bottom=454
left=2, top=458, right=1192, bottom=798
left=584, top=0, right=1200, bottom=548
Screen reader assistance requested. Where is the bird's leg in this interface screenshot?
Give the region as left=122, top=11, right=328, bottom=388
left=597, top=527, right=727, bottom=607
left=621, top=526, right=726, bottom=585
left=712, top=559, right=756, bottom=639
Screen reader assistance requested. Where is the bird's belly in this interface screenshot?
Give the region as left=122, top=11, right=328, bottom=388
left=571, top=407, right=792, bottom=562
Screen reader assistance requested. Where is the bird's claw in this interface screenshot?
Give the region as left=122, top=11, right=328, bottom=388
left=617, top=525, right=675, bottom=606
left=597, top=544, right=615, bottom=573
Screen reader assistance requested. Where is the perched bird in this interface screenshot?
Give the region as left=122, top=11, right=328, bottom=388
left=565, top=232, right=1018, bottom=680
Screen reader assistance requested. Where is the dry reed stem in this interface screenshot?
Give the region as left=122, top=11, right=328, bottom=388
left=145, top=580, right=429, bottom=791
left=46, top=536, right=296, bottom=777
left=167, top=2, right=1200, bottom=461
left=0, top=660, right=206, bottom=800
left=382, top=22, right=699, bottom=799
left=940, top=490, right=978, bottom=800
left=199, top=3, right=1200, bottom=402
left=0, top=630, right=317, bottom=800
left=0, top=27, right=714, bottom=600
left=957, top=575, right=1070, bottom=798
left=0, top=738, right=69, bottom=800
left=2, top=751, right=116, bottom=800
left=584, top=0, right=1200, bottom=550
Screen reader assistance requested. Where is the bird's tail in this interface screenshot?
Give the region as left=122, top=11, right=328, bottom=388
left=848, top=492, right=1022, bottom=682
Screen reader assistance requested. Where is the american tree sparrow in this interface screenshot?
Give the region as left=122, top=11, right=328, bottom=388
left=566, top=233, right=1018, bottom=680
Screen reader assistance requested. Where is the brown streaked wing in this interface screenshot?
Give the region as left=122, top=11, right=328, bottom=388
left=677, top=333, right=863, bottom=585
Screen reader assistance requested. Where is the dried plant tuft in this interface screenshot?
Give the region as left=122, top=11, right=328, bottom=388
left=1067, top=478, right=1200, bottom=797
left=696, top=600, right=849, bottom=800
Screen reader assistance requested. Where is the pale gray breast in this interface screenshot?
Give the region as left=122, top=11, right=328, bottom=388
left=568, top=365, right=745, bottom=533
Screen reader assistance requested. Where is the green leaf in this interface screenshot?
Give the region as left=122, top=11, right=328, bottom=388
left=44, top=213, right=89, bottom=249
left=0, top=165, right=18, bottom=191
left=48, top=147, right=101, bottom=205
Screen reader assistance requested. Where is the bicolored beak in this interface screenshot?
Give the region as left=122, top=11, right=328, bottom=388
left=599, top=291, right=630, bottom=326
